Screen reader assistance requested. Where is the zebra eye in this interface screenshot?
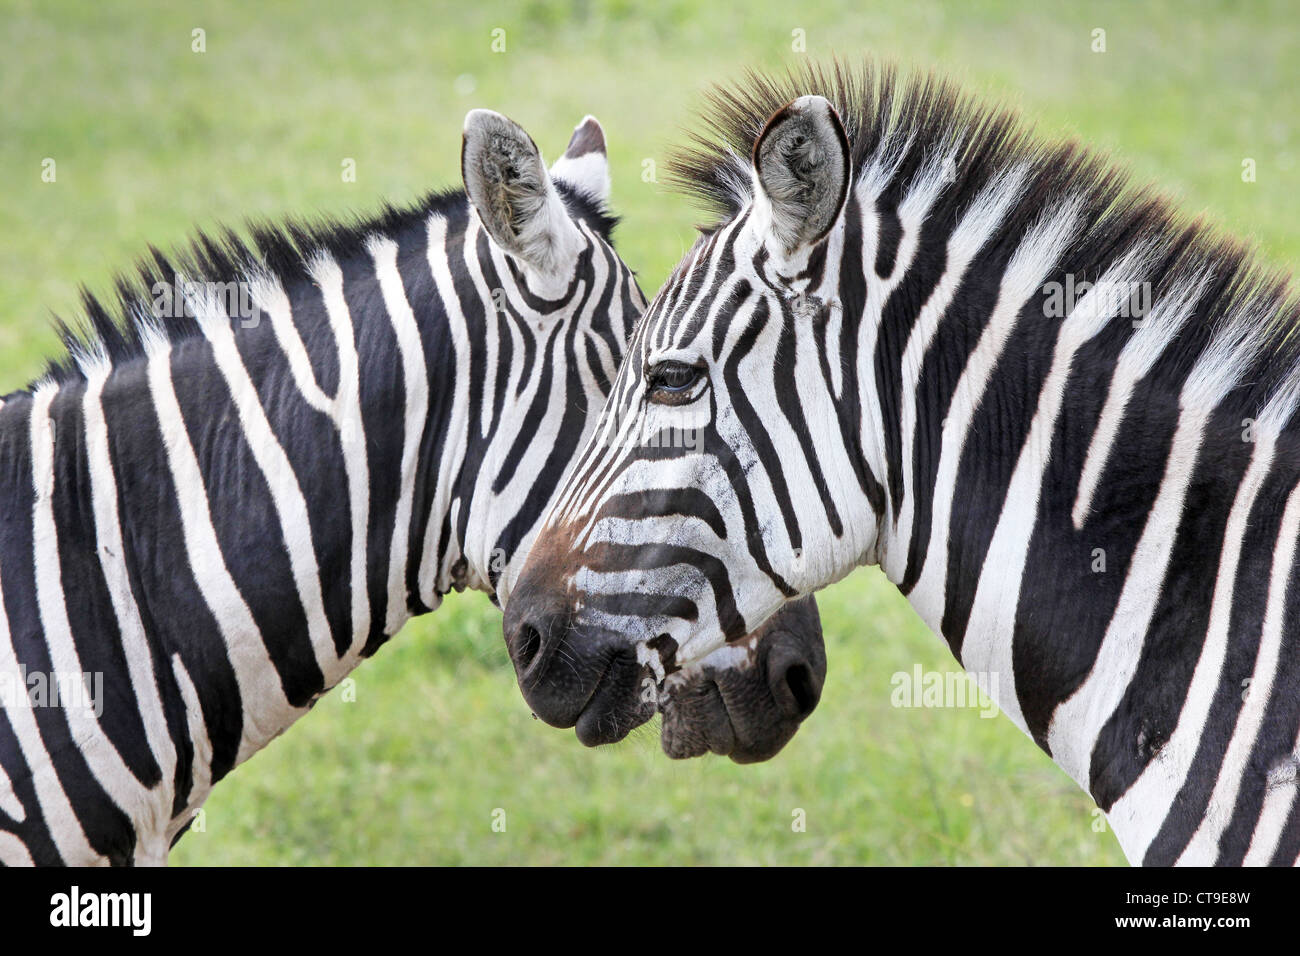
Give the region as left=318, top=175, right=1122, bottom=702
left=646, top=360, right=706, bottom=405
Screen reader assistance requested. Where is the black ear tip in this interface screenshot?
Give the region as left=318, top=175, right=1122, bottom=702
left=565, top=115, right=607, bottom=159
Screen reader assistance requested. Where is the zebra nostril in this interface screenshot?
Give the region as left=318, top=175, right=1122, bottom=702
left=780, top=662, right=819, bottom=720
left=516, top=623, right=543, bottom=672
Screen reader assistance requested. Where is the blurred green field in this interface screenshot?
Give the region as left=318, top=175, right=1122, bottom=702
left=3, top=0, right=1297, bottom=865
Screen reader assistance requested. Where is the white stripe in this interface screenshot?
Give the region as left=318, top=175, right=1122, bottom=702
left=0, top=576, right=100, bottom=863
left=1178, top=470, right=1300, bottom=864
left=188, top=292, right=338, bottom=682
left=0, top=756, right=24, bottom=822
left=166, top=652, right=213, bottom=848
left=1243, top=750, right=1298, bottom=865
left=0, top=831, right=33, bottom=866
left=1048, top=314, right=1265, bottom=792
left=1069, top=276, right=1206, bottom=528
left=29, top=387, right=157, bottom=820
left=902, top=197, right=1084, bottom=654
left=418, top=215, right=469, bottom=606
left=306, top=254, right=372, bottom=655
left=1109, top=372, right=1300, bottom=862
left=888, top=164, right=1030, bottom=583
left=83, top=369, right=177, bottom=830
left=250, top=274, right=335, bottom=414
left=368, top=236, right=429, bottom=635
left=145, top=344, right=303, bottom=760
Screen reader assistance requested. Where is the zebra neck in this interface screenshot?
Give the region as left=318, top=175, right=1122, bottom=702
left=13, top=214, right=481, bottom=796
left=856, top=178, right=1300, bottom=863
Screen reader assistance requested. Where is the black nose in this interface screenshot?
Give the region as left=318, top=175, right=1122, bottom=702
left=513, top=622, right=542, bottom=672
left=765, top=639, right=824, bottom=721
left=505, top=611, right=556, bottom=686
left=728, top=621, right=826, bottom=764
left=761, top=593, right=825, bottom=713
left=503, top=587, right=654, bottom=744
left=769, top=657, right=821, bottom=720
left=658, top=596, right=827, bottom=764
left=503, top=602, right=572, bottom=705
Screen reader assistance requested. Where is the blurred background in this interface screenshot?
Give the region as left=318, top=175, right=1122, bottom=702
left=2, top=0, right=1296, bottom=864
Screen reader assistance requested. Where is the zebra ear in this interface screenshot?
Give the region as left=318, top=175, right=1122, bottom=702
left=751, top=95, right=851, bottom=256
left=462, top=109, right=583, bottom=275
left=549, top=115, right=611, bottom=205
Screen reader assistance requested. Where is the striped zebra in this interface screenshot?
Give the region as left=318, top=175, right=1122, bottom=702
left=505, top=61, right=1300, bottom=865
left=0, top=108, right=825, bottom=866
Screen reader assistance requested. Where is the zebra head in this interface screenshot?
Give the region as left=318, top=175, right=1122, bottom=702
left=447, top=107, right=638, bottom=604
left=505, top=91, right=858, bottom=746
left=461, top=109, right=827, bottom=757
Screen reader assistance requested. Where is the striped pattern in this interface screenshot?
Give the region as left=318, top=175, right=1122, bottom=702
left=516, top=62, right=1300, bottom=865
left=0, top=126, right=645, bottom=864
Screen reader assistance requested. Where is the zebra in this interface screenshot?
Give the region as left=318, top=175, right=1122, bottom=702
left=505, top=60, right=1300, bottom=866
left=0, top=107, right=826, bottom=866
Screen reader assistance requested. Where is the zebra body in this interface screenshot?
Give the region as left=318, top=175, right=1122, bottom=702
left=0, top=111, right=644, bottom=865
left=505, top=63, right=1300, bottom=865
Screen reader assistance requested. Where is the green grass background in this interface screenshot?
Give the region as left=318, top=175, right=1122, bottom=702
left=2, top=0, right=1296, bottom=864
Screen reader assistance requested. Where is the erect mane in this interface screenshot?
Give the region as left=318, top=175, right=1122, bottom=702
left=30, top=182, right=617, bottom=393
left=664, top=58, right=1300, bottom=419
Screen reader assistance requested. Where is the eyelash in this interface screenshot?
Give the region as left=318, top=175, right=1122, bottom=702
left=646, top=361, right=705, bottom=405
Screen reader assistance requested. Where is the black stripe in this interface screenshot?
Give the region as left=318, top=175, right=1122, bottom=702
left=105, top=365, right=242, bottom=785
left=1267, top=792, right=1300, bottom=865
left=0, top=704, right=61, bottom=863
left=172, top=340, right=322, bottom=707
left=602, top=488, right=728, bottom=541
left=1090, top=403, right=1253, bottom=811
left=772, top=300, right=843, bottom=536
left=897, top=212, right=1034, bottom=594
left=396, top=210, right=445, bottom=615
left=580, top=541, right=746, bottom=642
left=1139, top=460, right=1293, bottom=864
left=49, top=380, right=162, bottom=788
left=939, top=284, right=1059, bottom=657
left=343, top=250, right=403, bottom=654
left=1214, top=537, right=1300, bottom=864
left=251, top=276, right=354, bottom=656
left=874, top=206, right=951, bottom=519
left=873, top=199, right=902, bottom=277
left=0, top=395, right=134, bottom=863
